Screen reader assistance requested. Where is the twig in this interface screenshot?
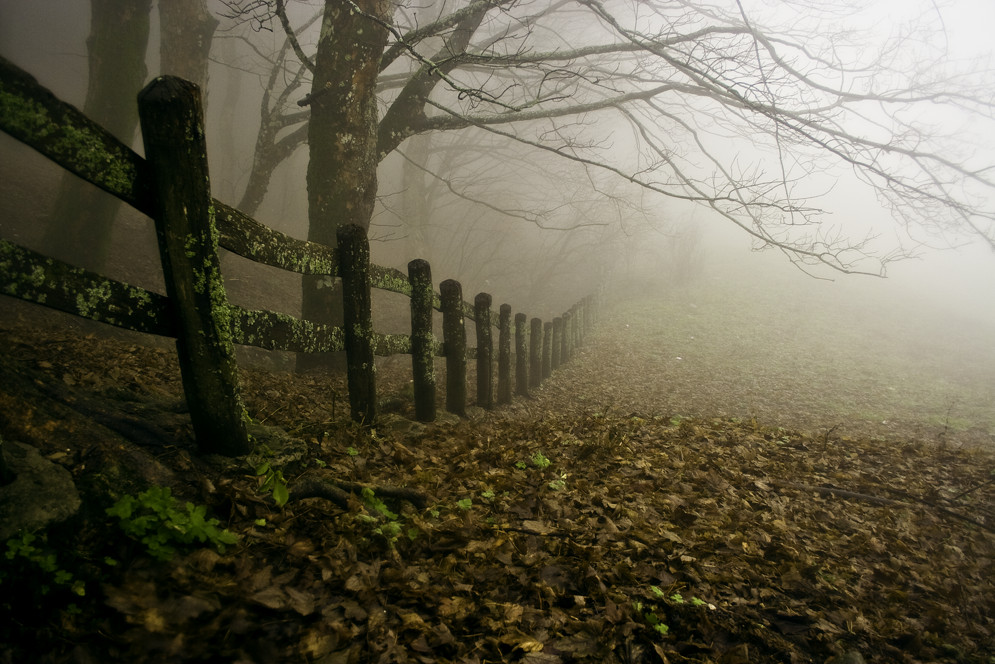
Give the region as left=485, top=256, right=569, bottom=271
left=771, top=480, right=994, bottom=534
left=291, top=477, right=429, bottom=510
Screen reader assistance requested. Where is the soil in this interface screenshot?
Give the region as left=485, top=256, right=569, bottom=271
left=0, top=297, right=993, bottom=664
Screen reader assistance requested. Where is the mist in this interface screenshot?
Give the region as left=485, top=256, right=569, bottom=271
left=1, top=0, right=993, bottom=446
left=5, top=2, right=995, bottom=661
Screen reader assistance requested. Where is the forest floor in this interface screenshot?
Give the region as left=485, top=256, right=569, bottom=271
left=0, top=287, right=993, bottom=664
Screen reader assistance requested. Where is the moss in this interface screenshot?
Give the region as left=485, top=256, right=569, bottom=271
left=75, top=280, right=113, bottom=318
left=370, top=265, right=412, bottom=296
left=0, top=87, right=140, bottom=202
left=373, top=333, right=412, bottom=356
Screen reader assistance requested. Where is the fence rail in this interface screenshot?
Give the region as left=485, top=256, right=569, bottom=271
left=0, top=56, right=598, bottom=456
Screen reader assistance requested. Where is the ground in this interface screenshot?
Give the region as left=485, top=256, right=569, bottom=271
left=0, top=290, right=993, bottom=664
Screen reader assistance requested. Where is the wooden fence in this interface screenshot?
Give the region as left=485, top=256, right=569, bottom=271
left=0, top=58, right=599, bottom=457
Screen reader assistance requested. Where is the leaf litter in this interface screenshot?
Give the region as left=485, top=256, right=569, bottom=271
left=0, top=298, right=993, bottom=663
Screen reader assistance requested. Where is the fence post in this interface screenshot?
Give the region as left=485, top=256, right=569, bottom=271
left=408, top=258, right=436, bottom=422
left=441, top=279, right=466, bottom=416
left=561, top=311, right=571, bottom=364
left=515, top=313, right=529, bottom=397
left=137, top=76, right=250, bottom=457
left=542, top=322, right=553, bottom=379
left=575, top=303, right=584, bottom=347
left=529, top=317, right=542, bottom=388
left=474, top=292, right=493, bottom=409
left=497, top=304, right=512, bottom=405
left=338, top=224, right=376, bottom=424
left=552, top=317, right=562, bottom=370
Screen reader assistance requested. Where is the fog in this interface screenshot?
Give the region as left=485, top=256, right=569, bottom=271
left=1, top=0, right=993, bottom=441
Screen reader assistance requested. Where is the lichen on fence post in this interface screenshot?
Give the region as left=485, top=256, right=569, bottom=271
left=552, top=317, right=562, bottom=370
left=337, top=224, right=376, bottom=424
left=474, top=293, right=494, bottom=409
left=542, top=322, right=553, bottom=380
left=441, top=279, right=467, bottom=417
left=561, top=311, right=572, bottom=364
left=137, top=76, right=250, bottom=457
left=574, top=303, right=584, bottom=347
left=515, top=313, right=529, bottom=397
left=408, top=259, right=436, bottom=422
left=529, top=317, right=543, bottom=389
left=497, top=304, right=512, bottom=405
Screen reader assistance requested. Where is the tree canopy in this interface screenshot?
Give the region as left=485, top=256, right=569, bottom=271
left=219, top=0, right=995, bottom=278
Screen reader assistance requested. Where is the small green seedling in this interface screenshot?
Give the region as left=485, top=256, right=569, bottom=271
left=530, top=452, right=551, bottom=470
left=1, top=532, right=85, bottom=597
left=106, top=486, right=239, bottom=561
left=255, top=461, right=289, bottom=507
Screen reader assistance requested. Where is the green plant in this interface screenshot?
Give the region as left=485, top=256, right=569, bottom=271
left=548, top=473, right=567, bottom=491
left=361, top=487, right=398, bottom=520
left=254, top=461, right=289, bottom=507
left=632, top=599, right=669, bottom=636
left=457, top=498, right=473, bottom=511
left=530, top=451, right=551, bottom=470
left=1, top=532, right=85, bottom=597
left=106, top=486, right=239, bottom=561
left=356, top=488, right=410, bottom=547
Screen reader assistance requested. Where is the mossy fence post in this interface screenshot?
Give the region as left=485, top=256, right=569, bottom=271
left=561, top=311, right=572, bottom=364
left=515, top=313, right=529, bottom=397
left=441, top=279, right=467, bottom=416
left=137, top=76, right=250, bottom=457
left=542, top=322, right=553, bottom=379
left=338, top=224, right=376, bottom=424
left=529, top=317, right=542, bottom=389
left=497, top=304, right=512, bottom=405
left=408, top=258, right=436, bottom=422
left=474, top=292, right=494, bottom=409
left=551, top=317, right=562, bottom=370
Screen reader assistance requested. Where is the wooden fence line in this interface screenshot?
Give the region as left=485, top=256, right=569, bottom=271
left=0, top=59, right=599, bottom=456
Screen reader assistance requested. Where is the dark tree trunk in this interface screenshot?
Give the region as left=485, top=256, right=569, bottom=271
left=42, top=0, right=151, bottom=271
left=299, top=0, right=390, bottom=373
left=158, top=0, right=217, bottom=89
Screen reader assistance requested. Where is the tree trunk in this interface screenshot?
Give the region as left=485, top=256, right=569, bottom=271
left=41, top=0, right=151, bottom=272
left=298, top=0, right=391, bottom=373
left=158, top=0, right=217, bottom=89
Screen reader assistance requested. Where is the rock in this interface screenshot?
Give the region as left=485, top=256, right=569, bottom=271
left=0, top=440, right=81, bottom=539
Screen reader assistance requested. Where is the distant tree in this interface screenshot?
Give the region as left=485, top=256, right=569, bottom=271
left=42, top=0, right=218, bottom=272
left=217, top=0, right=995, bottom=367
left=42, top=0, right=151, bottom=271
left=159, top=0, right=218, bottom=91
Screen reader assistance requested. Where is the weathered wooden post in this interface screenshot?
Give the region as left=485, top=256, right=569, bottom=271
left=137, top=76, right=250, bottom=457
left=529, top=317, right=543, bottom=388
left=408, top=258, right=436, bottom=422
left=474, top=293, right=494, bottom=409
left=441, top=279, right=466, bottom=416
left=551, top=317, right=562, bottom=370
left=497, top=304, right=512, bottom=405
left=542, top=321, right=552, bottom=379
left=573, top=300, right=584, bottom=349
left=338, top=224, right=376, bottom=424
left=515, top=313, right=529, bottom=397
left=561, top=311, right=571, bottom=364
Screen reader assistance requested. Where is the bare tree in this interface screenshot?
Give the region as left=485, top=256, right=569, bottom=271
left=216, top=0, right=995, bottom=367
